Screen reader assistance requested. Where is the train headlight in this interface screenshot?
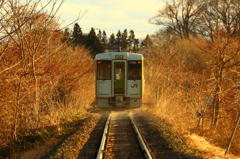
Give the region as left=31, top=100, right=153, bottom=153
left=115, top=55, right=123, bottom=59
left=129, top=61, right=142, bottom=64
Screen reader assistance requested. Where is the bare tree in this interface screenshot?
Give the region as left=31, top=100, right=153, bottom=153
left=149, top=0, right=206, bottom=39
left=192, top=0, right=240, bottom=128
left=0, top=0, right=90, bottom=145
left=201, top=0, right=240, bottom=41
left=150, top=0, right=240, bottom=129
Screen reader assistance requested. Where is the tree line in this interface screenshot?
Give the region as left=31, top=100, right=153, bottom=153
left=148, top=0, right=240, bottom=128
left=149, top=0, right=240, bottom=40
left=63, top=23, right=152, bottom=55
left=0, top=1, right=96, bottom=155
left=143, top=0, right=240, bottom=153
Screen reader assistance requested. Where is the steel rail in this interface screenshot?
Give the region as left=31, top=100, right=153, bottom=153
left=130, top=115, right=153, bottom=159
left=97, top=112, right=153, bottom=159
left=96, top=114, right=111, bottom=159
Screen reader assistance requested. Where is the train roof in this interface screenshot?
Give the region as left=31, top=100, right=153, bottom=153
left=95, top=52, right=143, bottom=60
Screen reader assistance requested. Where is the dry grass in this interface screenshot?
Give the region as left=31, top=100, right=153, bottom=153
left=19, top=140, right=60, bottom=159
left=141, top=36, right=240, bottom=157
left=0, top=42, right=95, bottom=158
left=185, top=134, right=238, bottom=159
left=0, top=2, right=96, bottom=156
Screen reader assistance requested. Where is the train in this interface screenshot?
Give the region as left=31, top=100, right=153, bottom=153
left=95, top=51, right=144, bottom=108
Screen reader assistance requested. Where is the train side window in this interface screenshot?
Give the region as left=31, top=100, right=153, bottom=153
left=128, top=61, right=142, bottom=80
left=97, top=61, right=111, bottom=80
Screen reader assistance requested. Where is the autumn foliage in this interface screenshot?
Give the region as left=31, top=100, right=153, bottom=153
left=0, top=0, right=95, bottom=149
left=142, top=33, right=240, bottom=155
left=143, top=0, right=240, bottom=156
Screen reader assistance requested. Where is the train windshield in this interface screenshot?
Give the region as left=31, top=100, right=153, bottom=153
left=128, top=61, right=142, bottom=80
left=97, top=60, right=111, bottom=80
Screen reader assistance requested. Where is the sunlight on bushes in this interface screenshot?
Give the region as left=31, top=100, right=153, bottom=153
left=0, top=1, right=95, bottom=151
left=141, top=35, right=240, bottom=156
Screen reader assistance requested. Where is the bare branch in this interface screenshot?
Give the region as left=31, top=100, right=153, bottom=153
left=60, top=10, right=88, bottom=30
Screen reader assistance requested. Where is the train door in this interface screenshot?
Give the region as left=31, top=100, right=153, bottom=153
left=96, top=60, right=112, bottom=108
left=113, top=61, right=126, bottom=95
left=127, top=60, right=142, bottom=108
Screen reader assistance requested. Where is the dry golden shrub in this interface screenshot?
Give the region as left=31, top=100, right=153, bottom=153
left=141, top=35, right=240, bottom=155
left=0, top=2, right=95, bottom=146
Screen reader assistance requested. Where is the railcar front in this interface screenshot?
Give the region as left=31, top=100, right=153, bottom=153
left=95, top=52, right=144, bottom=108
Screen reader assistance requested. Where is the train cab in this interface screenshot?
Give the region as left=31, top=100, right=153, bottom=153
left=95, top=51, right=144, bottom=108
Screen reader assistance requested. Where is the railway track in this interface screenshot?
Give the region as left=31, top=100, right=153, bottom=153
left=44, top=110, right=204, bottom=159
left=97, top=111, right=152, bottom=159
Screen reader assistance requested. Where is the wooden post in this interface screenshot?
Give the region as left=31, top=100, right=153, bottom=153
left=225, top=110, right=240, bottom=155
left=194, top=95, right=210, bottom=132
left=156, top=86, right=159, bottom=106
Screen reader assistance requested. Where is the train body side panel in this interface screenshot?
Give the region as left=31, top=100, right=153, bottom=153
left=97, top=80, right=111, bottom=97
left=130, top=99, right=142, bottom=108
left=96, top=80, right=111, bottom=108
left=97, top=98, right=110, bottom=108
left=140, top=60, right=144, bottom=107
left=126, top=80, right=141, bottom=98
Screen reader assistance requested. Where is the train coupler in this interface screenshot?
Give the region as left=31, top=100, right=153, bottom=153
left=115, top=96, right=125, bottom=107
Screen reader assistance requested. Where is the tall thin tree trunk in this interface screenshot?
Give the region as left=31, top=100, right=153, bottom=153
left=32, top=54, right=39, bottom=128
left=12, top=76, right=22, bottom=141
left=212, top=63, right=224, bottom=128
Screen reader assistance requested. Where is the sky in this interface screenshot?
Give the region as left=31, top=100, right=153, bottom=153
left=37, top=0, right=165, bottom=39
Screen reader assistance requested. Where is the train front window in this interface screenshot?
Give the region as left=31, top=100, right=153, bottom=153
left=115, top=64, right=124, bottom=80
left=128, top=61, right=142, bottom=80
left=97, top=60, right=111, bottom=80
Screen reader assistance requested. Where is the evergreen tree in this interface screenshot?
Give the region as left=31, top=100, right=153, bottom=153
left=128, top=30, right=135, bottom=48
left=62, top=28, right=71, bottom=44
left=122, top=29, right=128, bottom=50
left=109, top=33, right=116, bottom=46
left=86, top=27, right=105, bottom=56
left=133, top=39, right=139, bottom=52
left=116, top=30, right=122, bottom=48
left=141, top=34, right=152, bottom=48
left=102, top=30, right=107, bottom=46
left=97, top=30, right=102, bottom=40
left=72, top=23, right=83, bottom=46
